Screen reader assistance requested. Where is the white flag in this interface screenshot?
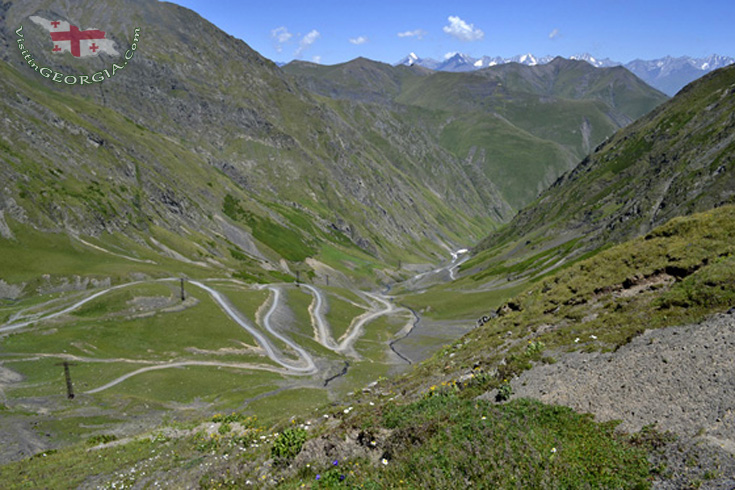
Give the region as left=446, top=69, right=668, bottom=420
left=30, top=16, right=119, bottom=58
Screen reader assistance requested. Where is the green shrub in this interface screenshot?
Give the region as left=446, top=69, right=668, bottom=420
left=497, top=381, right=513, bottom=401
left=271, top=427, right=308, bottom=461
left=86, top=434, right=118, bottom=446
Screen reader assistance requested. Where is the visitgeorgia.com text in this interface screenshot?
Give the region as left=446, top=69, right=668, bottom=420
left=15, top=25, right=141, bottom=84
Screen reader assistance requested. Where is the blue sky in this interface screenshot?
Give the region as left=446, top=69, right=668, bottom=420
left=167, top=0, right=735, bottom=65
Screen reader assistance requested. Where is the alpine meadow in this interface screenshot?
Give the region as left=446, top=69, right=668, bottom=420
left=0, top=0, right=734, bottom=488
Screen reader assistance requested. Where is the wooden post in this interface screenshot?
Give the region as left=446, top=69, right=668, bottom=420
left=180, top=278, right=185, bottom=302
left=56, top=361, right=77, bottom=399
left=325, top=274, right=329, bottom=287
left=296, top=270, right=300, bottom=287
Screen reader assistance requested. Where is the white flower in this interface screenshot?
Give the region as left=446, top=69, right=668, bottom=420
left=551, top=447, right=557, bottom=453
left=574, top=337, right=580, bottom=343
left=590, top=335, right=597, bottom=340
left=481, top=416, right=486, bottom=420
left=381, top=458, right=389, bottom=465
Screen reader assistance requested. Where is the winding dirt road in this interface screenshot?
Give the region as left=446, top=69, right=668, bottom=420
left=260, top=286, right=317, bottom=373
left=1, top=261, right=453, bottom=395
left=84, top=361, right=292, bottom=395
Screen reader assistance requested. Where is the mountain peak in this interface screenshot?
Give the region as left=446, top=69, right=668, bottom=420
left=392, top=51, right=734, bottom=95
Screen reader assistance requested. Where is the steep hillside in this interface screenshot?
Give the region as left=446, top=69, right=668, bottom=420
left=0, top=0, right=504, bottom=277
left=285, top=57, right=668, bottom=209
left=467, top=64, right=735, bottom=281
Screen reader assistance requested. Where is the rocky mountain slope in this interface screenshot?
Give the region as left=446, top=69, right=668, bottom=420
left=0, top=0, right=505, bottom=279
left=470, top=63, right=735, bottom=275
left=284, top=56, right=667, bottom=209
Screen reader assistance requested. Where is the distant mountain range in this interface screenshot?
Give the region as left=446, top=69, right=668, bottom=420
left=394, top=52, right=734, bottom=96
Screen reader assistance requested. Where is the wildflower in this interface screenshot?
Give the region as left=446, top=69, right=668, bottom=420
left=574, top=337, right=580, bottom=343
left=481, top=416, right=486, bottom=420
left=316, top=474, right=321, bottom=480
left=381, top=458, right=389, bottom=465
left=551, top=447, right=557, bottom=453
left=340, top=475, right=346, bottom=481
left=590, top=334, right=597, bottom=340
left=333, top=459, right=339, bottom=466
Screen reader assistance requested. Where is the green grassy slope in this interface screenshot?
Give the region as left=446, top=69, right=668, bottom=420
left=1, top=0, right=502, bottom=285
left=285, top=56, right=668, bottom=211
left=4, top=203, right=732, bottom=489
left=467, top=64, right=735, bottom=285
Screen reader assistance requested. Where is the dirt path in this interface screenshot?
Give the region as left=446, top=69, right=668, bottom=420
left=260, top=286, right=317, bottom=373
left=84, top=361, right=293, bottom=394
left=0, top=282, right=144, bottom=333
left=335, top=292, right=395, bottom=357
left=191, top=281, right=316, bottom=373
left=301, top=284, right=338, bottom=351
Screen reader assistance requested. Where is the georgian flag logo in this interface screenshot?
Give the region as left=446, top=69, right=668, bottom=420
left=30, top=16, right=119, bottom=58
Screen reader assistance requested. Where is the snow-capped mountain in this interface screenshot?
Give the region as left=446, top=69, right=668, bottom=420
left=625, top=55, right=735, bottom=95
left=437, top=53, right=479, bottom=72
left=395, top=52, right=441, bottom=70
left=392, top=52, right=734, bottom=95
left=473, top=56, right=505, bottom=68
left=507, top=53, right=555, bottom=66
left=396, top=52, right=557, bottom=72
left=569, top=53, right=620, bottom=68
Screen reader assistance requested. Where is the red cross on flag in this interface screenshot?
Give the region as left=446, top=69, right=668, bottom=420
left=30, top=16, right=119, bottom=58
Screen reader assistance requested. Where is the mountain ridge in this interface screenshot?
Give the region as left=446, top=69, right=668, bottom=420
left=467, top=63, right=735, bottom=283
left=393, top=52, right=735, bottom=96
left=0, top=0, right=508, bottom=273
left=284, top=56, right=667, bottom=209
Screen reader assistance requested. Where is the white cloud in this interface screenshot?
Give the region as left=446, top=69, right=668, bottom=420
left=295, top=29, right=320, bottom=57
left=312, top=55, right=322, bottom=63
left=442, top=15, right=484, bottom=42
left=349, top=36, right=368, bottom=45
left=549, top=28, right=560, bottom=40
left=397, top=29, right=427, bottom=40
left=270, top=26, right=293, bottom=53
